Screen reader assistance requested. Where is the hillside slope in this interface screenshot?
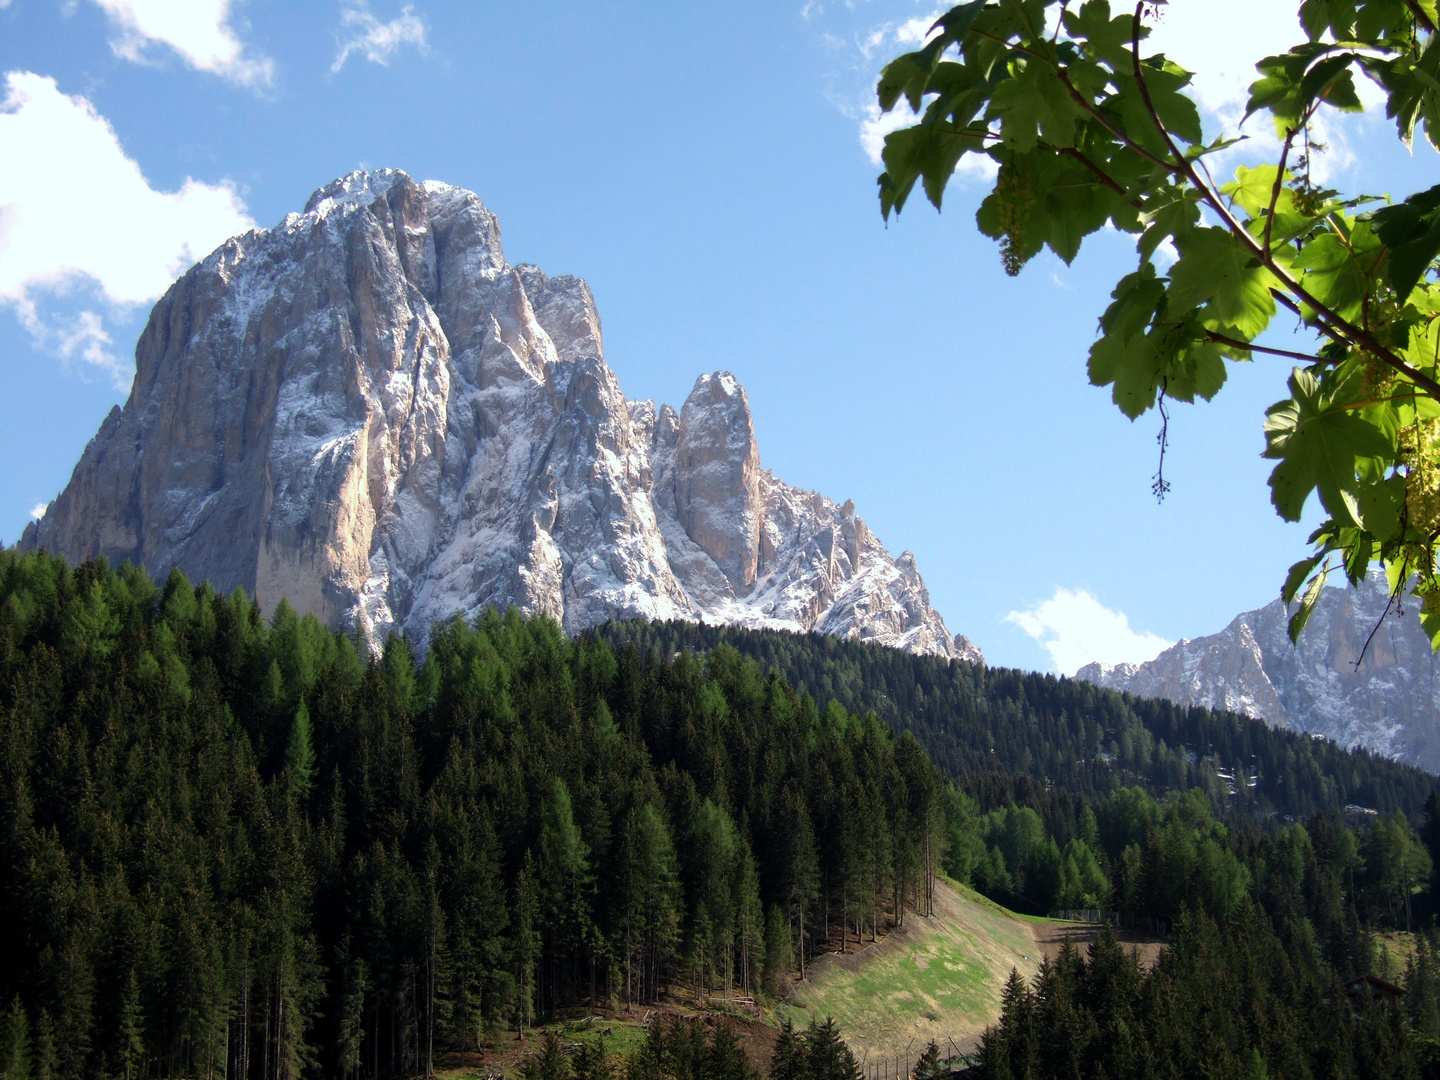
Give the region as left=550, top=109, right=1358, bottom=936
left=597, top=620, right=1439, bottom=817
left=781, top=879, right=1041, bottom=1065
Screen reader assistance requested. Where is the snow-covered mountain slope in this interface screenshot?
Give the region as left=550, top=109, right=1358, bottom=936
left=1077, top=572, right=1440, bottom=771
left=22, top=170, right=972, bottom=660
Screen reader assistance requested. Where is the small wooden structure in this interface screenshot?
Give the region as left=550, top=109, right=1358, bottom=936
left=1345, top=975, right=1404, bottom=1008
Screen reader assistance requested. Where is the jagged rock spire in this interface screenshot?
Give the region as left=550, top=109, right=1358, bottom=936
left=23, top=170, right=974, bottom=661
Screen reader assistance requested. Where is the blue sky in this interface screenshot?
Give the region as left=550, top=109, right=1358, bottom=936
left=0, top=0, right=1436, bottom=673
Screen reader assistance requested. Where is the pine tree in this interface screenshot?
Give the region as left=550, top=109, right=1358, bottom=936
left=769, top=1020, right=805, bottom=1080
left=117, top=971, right=144, bottom=1080
left=572, top=1039, right=613, bottom=1080
left=706, top=1021, right=754, bottom=1080
left=514, top=854, right=541, bottom=1032
left=0, top=998, right=31, bottom=1080
left=28, top=1014, right=53, bottom=1080
left=618, top=804, right=680, bottom=1005
left=537, top=777, right=593, bottom=1014
left=913, top=1041, right=944, bottom=1080
left=520, top=1030, right=571, bottom=1080
left=803, top=1019, right=861, bottom=1080
left=762, top=905, right=794, bottom=1000
left=284, top=702, right=316, bottom=802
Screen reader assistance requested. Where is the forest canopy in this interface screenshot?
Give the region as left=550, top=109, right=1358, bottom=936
left=0, top=551, right=944, bottom=1080
left=4, top=552, right=1440, bottom=1079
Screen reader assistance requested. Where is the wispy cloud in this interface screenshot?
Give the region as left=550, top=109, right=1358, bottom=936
left=332, top=4, right=428, bottom=73
left=0, top=72, right=255, bottom=384
left=1006, top=587, right=1171, bottom=676
left=29, top=503, right=48, bottom=521
left=91, top=0, right=274, bottom=89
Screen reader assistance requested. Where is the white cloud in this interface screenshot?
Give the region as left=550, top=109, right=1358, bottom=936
left=29, top=503, right=47, bottom=521
left=894, top=13, right=941, bottom=47
left=1145, top=2, right=1299, bottom=118
left=0, top=71, right=255, bottom=383
left=1138, top=2, right=1370, bottom=184
left=1006, top=587, right=1171, bottom=676
left=836, top=1, right=1377, bottom=194
left=91, top=0, right=273, bottom=88
left=859, top=99, right=918, bottom=165
left=332, top=4, right=428, bottom=73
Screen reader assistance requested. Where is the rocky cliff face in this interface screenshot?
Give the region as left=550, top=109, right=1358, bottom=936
left=1077, top=572, right=1440, bottom=771
left=23, top=170, right=971, bottom=659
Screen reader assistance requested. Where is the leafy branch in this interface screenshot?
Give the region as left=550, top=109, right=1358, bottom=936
left=873, top=0, right=1440, bottom=646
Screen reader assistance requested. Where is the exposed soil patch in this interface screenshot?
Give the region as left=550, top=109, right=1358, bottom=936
left=1029, top=920, right=1168, bottom=972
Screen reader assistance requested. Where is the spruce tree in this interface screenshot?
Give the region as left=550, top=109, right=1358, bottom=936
left=803, top=1019, right=861, bottom=1080
left=0, top=998, right=31, bottom=1080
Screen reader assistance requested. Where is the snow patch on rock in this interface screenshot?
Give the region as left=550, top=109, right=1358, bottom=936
left=1077, top=571, right=1440, bottom=771
left=23, top=170, right=978, bottom=663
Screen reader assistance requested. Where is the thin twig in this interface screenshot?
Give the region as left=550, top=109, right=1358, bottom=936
left=1053, top=65, right=1180, bottom=175
left=1263, top=129, right=1296, bottom=254
left=1059, top=147, right=1127, bottom=195
left=1405, top=0, right=1438, bottom=34
left=1356, top=580, right=1401, bottom=669
left=1204, top=331, right=1323, bottom=363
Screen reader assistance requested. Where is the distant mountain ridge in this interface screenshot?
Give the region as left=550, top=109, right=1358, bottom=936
left=1078, top=572, right=1440, bottom=772
left=21, top=169, right=974, bottom=659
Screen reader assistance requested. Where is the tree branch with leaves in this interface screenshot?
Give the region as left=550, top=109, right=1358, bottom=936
left=875, top=0, right=1440, bottom=644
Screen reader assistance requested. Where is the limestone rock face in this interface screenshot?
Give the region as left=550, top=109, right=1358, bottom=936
left=673, top=373, right=762, bottom=594
left=23, top=170, right=974, bottom=661
left=1077, top=571, right=1440, bottom=771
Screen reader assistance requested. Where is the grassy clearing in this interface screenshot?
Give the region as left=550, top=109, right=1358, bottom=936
left=1374, top=931, right=1419, bottom=980
left=780, top=878, right=1043, bottom=1064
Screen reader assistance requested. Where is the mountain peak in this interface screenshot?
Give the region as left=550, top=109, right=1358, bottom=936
left=23, top=171, right=968, bottom=659
left=303, top=168, right=421, bottom=215
left=1080, top=571, right=1440, bottom=770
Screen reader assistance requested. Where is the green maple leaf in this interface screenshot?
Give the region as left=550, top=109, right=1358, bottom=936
left=1222, top=165, right=1296, bottom=220
left=1088, top=331, right=1163, bottom=418
left=1291, top=232, right=1371, bottom=321
left=1167, top=228, right=1277, bottom=337
left=1299, top=0, right=1357, bottom=41
left=1165, top=339, right=1228, bottom=403
left=1288, top=564, right=1331, bottom=642
left=1356, top=475, right=1405, bottom=542
left=1263, top=367, right=1394, bottom=525
left=988, top=59, right=1081, bottom=153
left=1369, top=182, right=1440, bottom=301
left=1138, top=186, right=1201, bottom=259
left=1062, top=0, right=1142, bottom=70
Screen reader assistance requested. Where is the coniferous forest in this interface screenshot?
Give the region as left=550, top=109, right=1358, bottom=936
left=8, top=552, right=1440, bottom=1079
left=0, top=551, right=943, bottom=1080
